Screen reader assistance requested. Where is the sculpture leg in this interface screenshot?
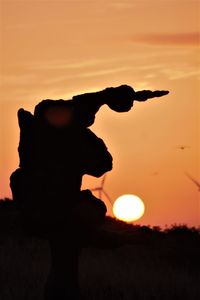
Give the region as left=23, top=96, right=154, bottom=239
left=44, top=233, right=81, bottom=300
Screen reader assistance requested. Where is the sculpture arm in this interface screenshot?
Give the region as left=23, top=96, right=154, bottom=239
left=72, top=85, right=135, bottom=127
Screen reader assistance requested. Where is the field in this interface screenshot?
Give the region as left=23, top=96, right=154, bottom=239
left=0, top=200, right=200, bottom=300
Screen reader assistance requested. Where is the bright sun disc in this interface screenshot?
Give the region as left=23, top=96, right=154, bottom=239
left=113, top=194, right=145, bottom=222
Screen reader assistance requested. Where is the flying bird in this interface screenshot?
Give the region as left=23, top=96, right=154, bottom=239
left=185, top=172, right=200, bottom=191
left=177, top=146, right=190, bottom=150
left=91, top=174, right=113, bottom=204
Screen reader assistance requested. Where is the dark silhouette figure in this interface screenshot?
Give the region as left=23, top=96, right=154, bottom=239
left=9, top=85, right=169, bottom=300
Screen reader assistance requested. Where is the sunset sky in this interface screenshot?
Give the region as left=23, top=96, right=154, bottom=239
left=1, top=0, right=199, bottom=227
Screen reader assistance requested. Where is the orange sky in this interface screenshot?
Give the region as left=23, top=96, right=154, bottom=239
left=1, top=0, right=200, bottom=227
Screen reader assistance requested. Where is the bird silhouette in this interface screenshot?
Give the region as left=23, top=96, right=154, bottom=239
left=177, top=146, right=190, bottom=150
left=185, top=172, right=200, bottom=191
left=91, top=175, right=113, bottom=204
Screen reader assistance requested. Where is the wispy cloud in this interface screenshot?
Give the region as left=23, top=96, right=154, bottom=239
left=162, top=69, right=200, bottom=80
left=2, top=74, right=36, bottom=85
left=42, top=66, right=132, bottom=84
left=132, top=32, right=200, bottom=46
left=25, top=58, right=119, bottom=71
left=109, top=0, right=137, bottom=9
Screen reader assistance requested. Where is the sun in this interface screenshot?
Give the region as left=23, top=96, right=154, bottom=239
left=113, top=194, right=145, bottom=222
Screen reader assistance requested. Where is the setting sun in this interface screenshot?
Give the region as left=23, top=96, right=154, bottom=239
left=113, top=194, right=145, bottom=222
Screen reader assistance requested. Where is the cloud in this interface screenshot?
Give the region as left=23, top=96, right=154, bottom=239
left=162, top=69, right=200, bottom=80
left=26, top=59, right=103, bottom=71
left=109, top=1, right=136, bottom=9
left=2, top=74, right=36, bottom=85
left=25, top=58, right=125, bottom=71
left=132, top=32, right=200, bottom=46
left=42, top=66, right=132, bottom=84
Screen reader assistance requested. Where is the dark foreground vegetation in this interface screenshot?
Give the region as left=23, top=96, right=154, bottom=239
left=0, top=198, right=200, bottom=300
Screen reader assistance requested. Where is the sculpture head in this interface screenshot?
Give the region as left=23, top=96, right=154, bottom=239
left=44, top=105, right=74, bottom=128
left=34, top=99, right=75, bottom=128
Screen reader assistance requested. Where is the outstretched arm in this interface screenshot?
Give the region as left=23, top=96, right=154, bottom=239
left=72, top=85, right=134, bottom=126
left=72, top=85, right=169, bottom=127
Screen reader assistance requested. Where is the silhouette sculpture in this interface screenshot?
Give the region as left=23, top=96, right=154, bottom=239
left=10, top=85, right=169, bottom=300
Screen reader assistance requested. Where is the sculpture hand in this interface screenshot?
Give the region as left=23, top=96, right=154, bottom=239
left=134, top=90, right=169, bottom=101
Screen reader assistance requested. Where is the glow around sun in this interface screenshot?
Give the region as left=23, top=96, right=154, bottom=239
left=113, top=194, right=145, bottom=222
